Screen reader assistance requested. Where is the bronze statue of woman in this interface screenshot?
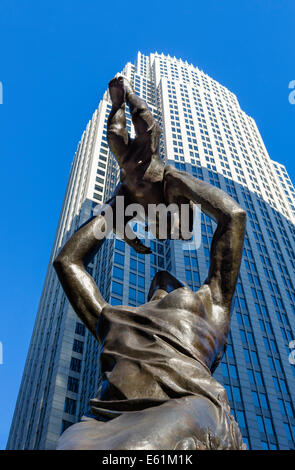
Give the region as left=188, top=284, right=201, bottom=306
left=53, top=77, right=247, bottom=450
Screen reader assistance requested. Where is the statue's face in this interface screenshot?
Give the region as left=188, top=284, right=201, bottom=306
left=147, top=270, right=186, bottom=302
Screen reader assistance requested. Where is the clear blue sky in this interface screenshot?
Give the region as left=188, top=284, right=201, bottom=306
left=0, top=0, right=294, bottom=449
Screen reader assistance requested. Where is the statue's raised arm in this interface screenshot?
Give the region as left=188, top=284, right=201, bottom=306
left=163, top=165, right=246, bottom=312
left=53, top=215, right=109, bottom=338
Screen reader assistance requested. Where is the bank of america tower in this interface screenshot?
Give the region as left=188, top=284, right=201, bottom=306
left=7, top=52, right=295, bottom=450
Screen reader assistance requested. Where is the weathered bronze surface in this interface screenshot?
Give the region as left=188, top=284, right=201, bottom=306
left=53, top=77, right=247, bottom=450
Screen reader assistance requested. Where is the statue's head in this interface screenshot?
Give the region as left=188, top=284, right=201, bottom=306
left=147, top=270, right=186, bottom=302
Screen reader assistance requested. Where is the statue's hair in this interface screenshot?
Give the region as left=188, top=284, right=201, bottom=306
left=147, top=270, right=187, bottom=301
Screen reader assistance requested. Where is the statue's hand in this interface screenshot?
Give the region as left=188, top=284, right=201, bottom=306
left=125, top=236, right=152, bottom=255
left=108, top=77, right=126, bottom=108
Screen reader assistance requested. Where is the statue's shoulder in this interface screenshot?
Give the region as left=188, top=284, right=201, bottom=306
left=194, top=285, right=213, bottom=316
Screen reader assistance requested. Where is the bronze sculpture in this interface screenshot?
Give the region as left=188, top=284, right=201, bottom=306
left=53, top=76, right=247, bottom=450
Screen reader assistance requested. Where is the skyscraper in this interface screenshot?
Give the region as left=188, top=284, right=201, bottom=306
left=7, top=52, right=295, bottom=450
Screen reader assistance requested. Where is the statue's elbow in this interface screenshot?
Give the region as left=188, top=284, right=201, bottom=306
left=53, top=254, right=67, bottom=275
left=232, top=207, right=247, bottom=228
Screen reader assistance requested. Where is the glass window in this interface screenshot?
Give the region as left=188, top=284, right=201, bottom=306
left=240, top=298, right=247, bottom=310
left=185, top=270, right=192, bottom=281
left=251, top=351, right=259, bottom=365
left=273, top=376, right=280, bottom=392
left=264, top=417, right=274, bottom=436
left=112, top=281, right=123, bottom=296
left=263, top=337, right=270, bottom=351
left=259, top=319, right=266, bottom=332
left=129, top=288, right=136, bottom=301
left=70, top=357, right=81, bottom=373
left=191, top=257, right=198, bottom=268
left=73, top=339, right=83, bottom=354
left=252, top=391, right=259, bottom=407
left=284, top=423, right=292, bottom=441
left=67, top=376, right=79, bottom=393
left=270, top=340, right=278, bottom=353
left=227, top=345, right=234, bottom=358
left=229, top=364, right=238, bottom=380
left=278, top=399, right=286, bottom=415
left=255, top=303, right=262, bottom=315
left=138, top=262, right=145, bottom=274
left=268, top=356, right=275, bottom=370
left=244, top=349, right=250, bottom=362
left=233, top=386, right=241, bottom=402
left=261, top=306, right=269, bottom=317
left=137, top=291, right=145, bottom=304
left=236, top=410, right=246, bottom=429
left=244, top=315, right=251, bottom=327
left=129, top=272, right=136, bottom=285
left=259, top=393, right=269, bottom=410
left=64, top=397, right=76, bottom=415
left=130, top=258, right=137, bottom=271
left=237, top=313, right=243, bottom=325
left=113, top=266, right=124, bottom=280
left=221, top=363, right=229, bottom=377
left=265, top=322, right=273, bottom=335
left=248, top=332, right=254, bottom=345
left=184, top=255, right=190, bottom=266
left=285, top=401, right=294, bottom=419
left=110, top=296, right=121, bottom=306
left=240, top=330, right=247, bottom=343
left=255, top=371, right=263, bottom=386
left=75, top=322, right=85, bottom=336
left=114, top=253, right=124, bottom=266
left=248, top=369, right=255, bottom=384
left=257, top=415, right=265, bottom=433
left=158, top=257, right=164, bottom=269
left=138, top=276, right=145, bottom=289
left=115, top=239, right=125, bottom=252
left=280, top=379, right=288, bottom=394
left=193, top=271, right=200, bottom=283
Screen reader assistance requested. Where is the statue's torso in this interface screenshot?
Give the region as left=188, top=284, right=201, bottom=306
left=96, top=286, right=228, bottom=403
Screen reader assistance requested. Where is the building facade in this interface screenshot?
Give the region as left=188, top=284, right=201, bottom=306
left=7, top=52, right=295, bottom=450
